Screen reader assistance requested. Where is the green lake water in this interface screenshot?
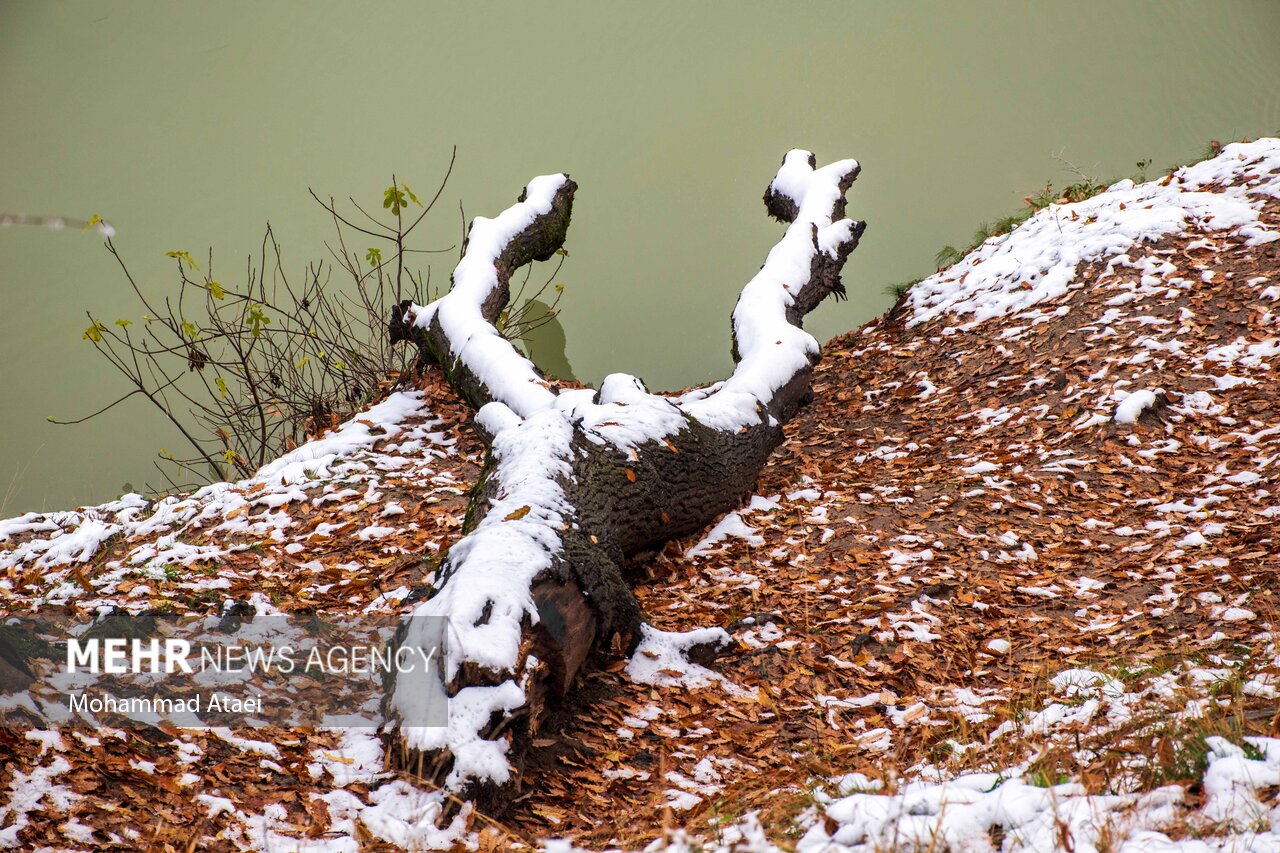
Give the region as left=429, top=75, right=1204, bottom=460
left=2, top=2, right=1278, bottom=511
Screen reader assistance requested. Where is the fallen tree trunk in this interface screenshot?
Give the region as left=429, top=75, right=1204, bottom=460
left=384, top=151, right=865, bottom=798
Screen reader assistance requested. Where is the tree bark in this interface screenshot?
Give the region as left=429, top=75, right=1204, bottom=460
left=384, top=153, right=864, bottom=800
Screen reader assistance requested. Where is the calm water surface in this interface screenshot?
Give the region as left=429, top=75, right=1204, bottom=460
left=2, top=2, right=1278, bottom=510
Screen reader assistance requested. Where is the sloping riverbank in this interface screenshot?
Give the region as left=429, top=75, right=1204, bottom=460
left=2, top=139, right=1280, bottom=851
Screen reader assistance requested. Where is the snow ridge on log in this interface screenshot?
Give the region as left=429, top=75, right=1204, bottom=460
left=385, top=151, right=864, bottom=796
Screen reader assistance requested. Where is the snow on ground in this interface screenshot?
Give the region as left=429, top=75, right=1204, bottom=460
left=908, top=139, right=1280, bottom=329
left=511, top=140, right=1280, bottom=850
left=2, top=140, right=1279, bottom=850
left=0, top=389, right=459, bottom=613
left=0, top=375, right=489, bottom=850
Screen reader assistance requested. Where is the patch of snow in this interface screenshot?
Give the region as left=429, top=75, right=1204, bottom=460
left=627, top=624, right=750, bottom=698
left=1114, top=389, right=1160, bottom=424
left=908, top=139, right=1280, bottom=329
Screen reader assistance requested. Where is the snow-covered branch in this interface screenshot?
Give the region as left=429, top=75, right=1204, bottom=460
left=682, top=150, right=864, bottom=430
left=394, top=174, right=576, bottom=418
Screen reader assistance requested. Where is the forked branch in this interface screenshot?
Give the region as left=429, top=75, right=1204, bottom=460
left=385, top=151, right=864, bottom=802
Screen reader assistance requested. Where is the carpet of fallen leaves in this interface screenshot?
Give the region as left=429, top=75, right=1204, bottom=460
left=0, top=370, right=488, bottom=850
left=2, top=195, right=1279, bottom=849
left=510, top=197, right=1280, bottom=848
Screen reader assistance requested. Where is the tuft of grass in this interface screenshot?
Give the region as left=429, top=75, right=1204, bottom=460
left=1118, top=666, right=1265, bottom=791
left=1027, top=766, right=1071, bottom=788
left=934, top=245, right=964, bottom=269
left=1139, top=724, right=1263, bottom=789
left=1108, top=653, right=1185, bottom=686
left=1164, top=139, right=1226, bottom=178
left=884, top=278, right=923, bottom=300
